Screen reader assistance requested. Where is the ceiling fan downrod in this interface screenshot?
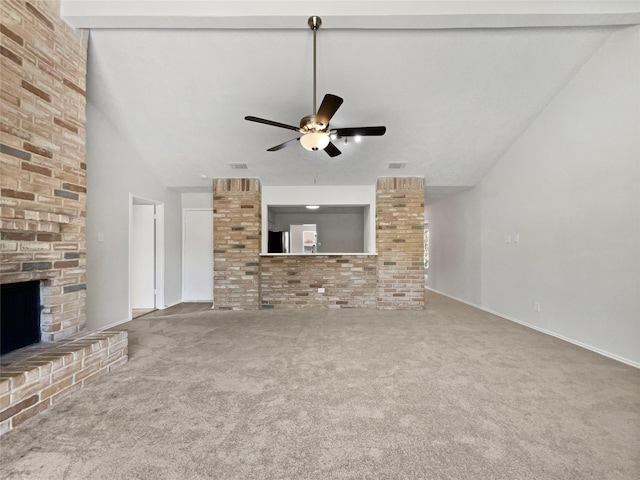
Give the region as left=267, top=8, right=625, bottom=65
left=243, top=14, right=386, bottom=157
left=308, top=16, right=321, bottom=117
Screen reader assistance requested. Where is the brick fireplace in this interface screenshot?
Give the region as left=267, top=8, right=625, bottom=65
left=1, top=0, right=88, bottom=340
left=1, top=0, right=128, bottom=436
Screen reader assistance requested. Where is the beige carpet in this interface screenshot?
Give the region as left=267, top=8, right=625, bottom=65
left=131, top=308, right=157, bottom=319
left=1, top=292, right=639, bottom=479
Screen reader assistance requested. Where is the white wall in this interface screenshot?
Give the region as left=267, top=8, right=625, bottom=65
left=181, top=191, right=212, bottom=209
left=426, top=26, right=640, bottom=366
left=86, top=103, right=182, bottom=330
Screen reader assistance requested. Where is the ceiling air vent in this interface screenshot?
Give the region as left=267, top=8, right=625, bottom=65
left=228, top=162, right=248, bottom=170
left=388, top=162, right=407, bottom=169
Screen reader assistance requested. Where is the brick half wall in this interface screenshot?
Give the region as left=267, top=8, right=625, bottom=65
left=261, top=255, right=377, bottom=309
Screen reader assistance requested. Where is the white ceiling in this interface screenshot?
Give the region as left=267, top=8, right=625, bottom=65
left=67, top=1, right=640, bottom=201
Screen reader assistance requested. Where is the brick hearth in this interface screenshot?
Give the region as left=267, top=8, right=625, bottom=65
left=0, top=330, right=128, bottom=435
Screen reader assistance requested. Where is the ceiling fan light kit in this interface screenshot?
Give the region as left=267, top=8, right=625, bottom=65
left=300, top=132, right=330, bottom=151
left=245, top=16, right=386, bottom=157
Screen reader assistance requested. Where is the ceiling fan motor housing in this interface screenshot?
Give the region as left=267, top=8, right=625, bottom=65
left=300, top=115, right=326, bottom=132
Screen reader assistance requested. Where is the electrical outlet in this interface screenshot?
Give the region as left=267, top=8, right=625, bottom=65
left=533, top=301, right=541, bottom=313
left=504, top=234, right=511, bottom=244
left=318, top=288, right=325, bottom=293
left=514, top=233, right=520, bottom=243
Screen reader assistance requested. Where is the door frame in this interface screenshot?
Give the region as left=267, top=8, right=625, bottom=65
left=182, top=208, right=214, bottom=302
left=128, top=193, right=165, bottom=319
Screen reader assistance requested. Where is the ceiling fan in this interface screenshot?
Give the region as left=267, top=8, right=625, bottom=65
left=244, top=16, right=386, bottom=157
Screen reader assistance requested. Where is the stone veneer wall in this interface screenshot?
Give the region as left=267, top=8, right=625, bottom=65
left=260, top=255, right=377, bottom=309
left=1, top=0, right=88, bottom=340
left=213, top=178, right=261, bottom=310
left=376, top=177, right=425, bottom=309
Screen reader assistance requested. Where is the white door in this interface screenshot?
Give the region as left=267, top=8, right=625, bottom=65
left=290, top=224, right=316, bottom=254
left=183, top=209, right=213, bottom=301
left=131, top=204, right=155, bottom=308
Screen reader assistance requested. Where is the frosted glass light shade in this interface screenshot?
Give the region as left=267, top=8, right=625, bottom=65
left=300, top=132, right=330, bottom=151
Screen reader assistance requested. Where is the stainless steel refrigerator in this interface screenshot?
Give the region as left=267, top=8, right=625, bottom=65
left=267, top=231, right=289, bottom=253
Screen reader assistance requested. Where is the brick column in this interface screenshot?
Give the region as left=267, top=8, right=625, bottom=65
left=376, top=177, right=425, bottom=309
left=212, top=178, right=261, bottom=310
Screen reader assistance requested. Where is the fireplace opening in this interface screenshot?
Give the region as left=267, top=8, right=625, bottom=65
left=1, top=281, right=41, bottom=355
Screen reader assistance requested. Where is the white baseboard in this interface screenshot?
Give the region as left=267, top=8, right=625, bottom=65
left=426, top=287, right=639, bottom=369
left=98, top=317, right=131, bottom=331
left=160, top=300, right=182, bottom=310
left=98, top=301, right=182, bottom=330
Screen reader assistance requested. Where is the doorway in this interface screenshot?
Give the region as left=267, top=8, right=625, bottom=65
left=130, top=195, right=164, bottom=319
left=424, top=221, right=429, bottom=284
left=182, top=208, right=213, bottom=302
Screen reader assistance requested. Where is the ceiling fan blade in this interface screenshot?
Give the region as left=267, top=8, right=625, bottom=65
left=324, top=142, right=342, bottom=157
left=267, top=137, right=300, bottom=152
left=245, top=116, right=301, bottom=132
left=315, top=94, right=344, bottom=127
left=335, top=126, right=386, bottom=137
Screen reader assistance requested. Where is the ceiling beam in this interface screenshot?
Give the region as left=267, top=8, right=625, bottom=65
left=61, top=1, right=640, bottom=29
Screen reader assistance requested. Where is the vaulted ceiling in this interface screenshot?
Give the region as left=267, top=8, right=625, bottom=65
left=62, top=1, right=640, bottom=201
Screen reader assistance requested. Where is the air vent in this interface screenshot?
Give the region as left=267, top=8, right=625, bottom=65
left=228, top=162, right=248, bottom=170
left=388, top=162, right=407, bottom=169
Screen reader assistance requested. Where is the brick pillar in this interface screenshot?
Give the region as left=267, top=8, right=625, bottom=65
left=213, top=178, right=261, bottom=310
left=0, top=0, right=89, bottom=340
left=376, top=177, right=425, bottom=309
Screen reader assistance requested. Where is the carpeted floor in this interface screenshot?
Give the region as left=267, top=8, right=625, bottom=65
left=1, top=292, right=639, bottom=479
